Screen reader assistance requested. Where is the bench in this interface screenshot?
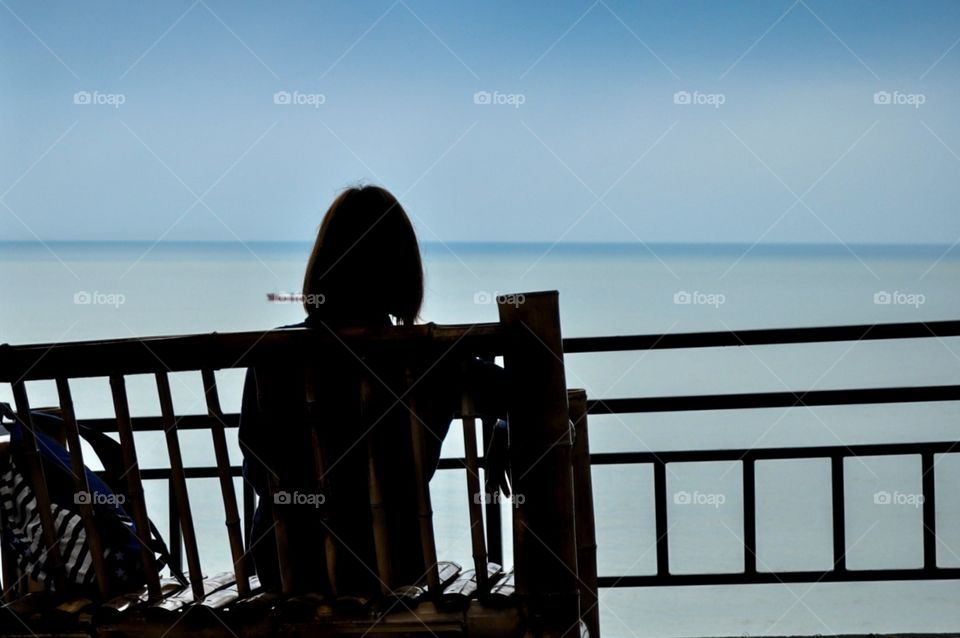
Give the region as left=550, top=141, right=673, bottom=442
left=0, top=291, right=599, bottom=638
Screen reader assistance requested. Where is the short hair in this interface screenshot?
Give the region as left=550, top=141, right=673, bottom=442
left=302, top=186, right=424, bottom=326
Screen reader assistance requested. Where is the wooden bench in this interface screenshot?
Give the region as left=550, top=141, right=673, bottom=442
left=0, top=291, right=599, bottom=638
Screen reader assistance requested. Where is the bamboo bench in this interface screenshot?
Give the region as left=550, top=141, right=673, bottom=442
left=0, top=291, right=599, bottom=638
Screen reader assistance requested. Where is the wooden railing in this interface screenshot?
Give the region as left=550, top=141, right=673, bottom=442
left=113, top=318, right=957, bottom=598
left=0, top=291, right=596, bottom=638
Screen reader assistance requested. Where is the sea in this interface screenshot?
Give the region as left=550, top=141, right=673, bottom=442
left=1, top=240, right=959, bottom=637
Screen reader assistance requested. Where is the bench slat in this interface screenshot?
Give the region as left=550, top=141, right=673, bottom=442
left=201, top=369, right=250, bottom=596
left=108, top=375, right=162, bottom=601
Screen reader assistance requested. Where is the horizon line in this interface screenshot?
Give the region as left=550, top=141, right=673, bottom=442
left=0, top=240, right=957, bottom=248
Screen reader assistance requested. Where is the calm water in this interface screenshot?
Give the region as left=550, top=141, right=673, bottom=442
left=2, top=241, right=959, bottom=637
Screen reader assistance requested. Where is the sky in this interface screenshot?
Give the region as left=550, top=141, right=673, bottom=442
left=1, top=0, right=959, bottom=244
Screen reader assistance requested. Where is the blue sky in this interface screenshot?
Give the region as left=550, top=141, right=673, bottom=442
left=1, top=0, right=959, bottom=243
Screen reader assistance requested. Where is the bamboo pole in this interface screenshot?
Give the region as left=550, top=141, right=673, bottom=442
left=497, top=292, right=580, bottom=637
left=268, top=470, right=293, bottom=595
left=253, top=368, right=294, bottom=594
left=569, top=389, right=599, bottom=638
left=405, top=368, right=441, bottom=596
left=167, top=481, right=181, bottom=575
left=0, top=322, right=509, bottom=383
left=155, top=372, right=204, bottom=602
left=481, top=417, right=504, bottom=565
left=511, top=475, right=527, bottom=594
left=11, top=381, right=66, bottom=593
left=308, top=425, right=337, bottom=594
left=1, top=410, right=23, bottom=601
left=460, top=394, right=489, bottom=592
left=108, top=375, right=162, bottom=600
left=1, top=521, right=18, bottom=601
left=55, top=377, right=110, bottom=598
left=361, top=376, right=393, bottom=594
left=304, top=367, right=338, bottom=596
left=243, top=481, right=255, bottom=550
left=200, top=369, right=249, bottom=596
left=366, top=438, right=392, bottom=593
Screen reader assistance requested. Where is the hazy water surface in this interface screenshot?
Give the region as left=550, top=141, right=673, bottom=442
left=1, top=241, right=959, bottom=637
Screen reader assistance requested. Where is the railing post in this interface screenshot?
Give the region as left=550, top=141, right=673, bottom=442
left=498, top=291, right=580, bottom=637
left=831, top=455, right=847, bottom=574
left=742, top=456, right=757, bottom=575
left=653, top=460, right=669, bottom=578
left=569, top=389, right=599, bottom=638
left=922, top=452, right=937, bottom=571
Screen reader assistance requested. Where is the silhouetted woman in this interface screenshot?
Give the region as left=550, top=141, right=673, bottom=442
left=239, top=186, right=505, bottom=596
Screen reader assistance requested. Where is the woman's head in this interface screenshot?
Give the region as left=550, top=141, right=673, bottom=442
left=302, top=186, right=423, bottom=326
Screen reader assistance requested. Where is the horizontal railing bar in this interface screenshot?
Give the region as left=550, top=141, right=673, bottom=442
left=70, top=382, right=960, bottom=433
left=0, top=323, right=507, bottom=382
left=598, top=568, right=960, bottom=587
left=137, top=466, right=242, bottom=480
left=587, top=385, right=960, bottom=414
left=591, top=441, right=960, bottom=464
left=76, top=414, right=239, bottom=432
left=117, top=439, right=960, bottom=481
left=117, top=461, right=476, bottom=480
left=5, top=319, right=959, bottom=382
left=563, top=319, right=960, bottom=353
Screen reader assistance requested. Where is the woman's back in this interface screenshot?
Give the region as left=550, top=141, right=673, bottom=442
left=239, top=344, right=457, bottom=595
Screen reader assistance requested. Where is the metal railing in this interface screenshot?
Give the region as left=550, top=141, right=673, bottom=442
left=567, top=319, right=960, bottom=588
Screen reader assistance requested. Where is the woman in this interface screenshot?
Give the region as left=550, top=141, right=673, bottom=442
left=239, top=186, right=506, bottom=596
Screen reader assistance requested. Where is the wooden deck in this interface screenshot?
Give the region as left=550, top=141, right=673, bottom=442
left=0, top=565, right=534, bottom=638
